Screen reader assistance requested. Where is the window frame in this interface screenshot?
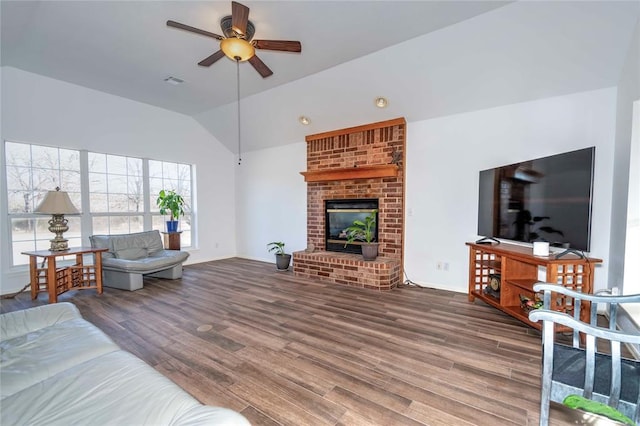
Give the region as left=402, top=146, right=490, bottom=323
left=4, top=141, right=195, bottom=267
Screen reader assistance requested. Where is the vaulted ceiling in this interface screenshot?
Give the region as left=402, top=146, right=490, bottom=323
left=2, top=1, right=639, bottom=153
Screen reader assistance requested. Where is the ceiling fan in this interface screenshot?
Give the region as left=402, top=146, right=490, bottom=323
left=167, top=1, right=302, bottom=78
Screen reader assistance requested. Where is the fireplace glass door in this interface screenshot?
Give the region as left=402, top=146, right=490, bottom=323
left=325, top=199, right=378, bottom=254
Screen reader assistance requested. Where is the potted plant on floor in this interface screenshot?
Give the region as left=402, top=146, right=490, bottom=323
left=156, top=189, right=185, bottom=233
left=344, top=210, right=379, bottom=261
left=267, top=241, right=292, bottom=271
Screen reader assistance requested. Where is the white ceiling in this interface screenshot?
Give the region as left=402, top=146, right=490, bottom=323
left=2, top=1, right=639, bottom=154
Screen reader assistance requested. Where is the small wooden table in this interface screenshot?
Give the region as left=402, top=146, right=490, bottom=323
left=162, top=231, right=182, bottom=250
left=22, top=247, right=108, bottom=303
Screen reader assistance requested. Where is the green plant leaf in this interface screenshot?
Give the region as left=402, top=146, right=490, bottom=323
left=267, top=241, right=286, bottom=255
left=344, top=210, right=378, bottom=245
left=156, top=189, right=185, bottom=220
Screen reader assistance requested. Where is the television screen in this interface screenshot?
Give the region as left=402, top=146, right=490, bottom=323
left=477, top=147, right=595, bottom=251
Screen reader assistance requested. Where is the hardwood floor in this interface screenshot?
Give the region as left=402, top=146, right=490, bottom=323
left=1, top=258, right=577, bottom=425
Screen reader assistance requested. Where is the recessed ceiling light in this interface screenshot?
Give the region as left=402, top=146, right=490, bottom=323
left=164, top=76, right=184, bottom=85
left=299, top=116, right=311, bottom=125
left=374, top=96, right=388, bottom=108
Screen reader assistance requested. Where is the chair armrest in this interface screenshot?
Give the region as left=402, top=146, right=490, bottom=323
left=0, top=302, right=82, bottom=341
left=529, top=309, right=640, bottom=345
left=532, top=283, right=640, bottom=304
left=533, top=282, right=640, bottom=340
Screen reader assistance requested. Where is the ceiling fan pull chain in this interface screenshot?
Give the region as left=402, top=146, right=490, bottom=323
left=237, top=59, right=242, bottom=166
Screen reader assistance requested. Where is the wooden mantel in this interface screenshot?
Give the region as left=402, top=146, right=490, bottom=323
left=300, top=164, right=399, bottom=182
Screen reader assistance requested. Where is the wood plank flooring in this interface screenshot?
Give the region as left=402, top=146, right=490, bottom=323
left=1, top=258, right=579, bottom=425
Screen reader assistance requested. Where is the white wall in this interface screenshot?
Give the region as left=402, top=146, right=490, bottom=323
left=616, top=21, right=640, bottom=335
left=237, top=88, right=618, bottom=294
left=610, top=20, right=640, bottom=291
left=0, top=65, right=4, bottom=289
left=235, top=143, right=307, bottom=263
left=622, top=102, right=639, bottom=316
left=0, top=67, right=236, bottom=293
left=404, top=88, right=616, bottom=293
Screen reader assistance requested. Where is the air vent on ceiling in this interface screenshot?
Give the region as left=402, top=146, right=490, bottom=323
left=164, top=76, right=184, bottom=85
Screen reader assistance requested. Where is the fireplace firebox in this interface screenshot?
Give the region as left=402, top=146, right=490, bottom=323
left=325, top=199, right=379, bottom=254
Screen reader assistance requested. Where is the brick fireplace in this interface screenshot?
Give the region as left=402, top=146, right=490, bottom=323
left=293, top=117, right=406, bottom=290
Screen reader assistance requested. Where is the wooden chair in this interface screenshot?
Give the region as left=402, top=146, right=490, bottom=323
left=528, top=283, right=640, bottom=426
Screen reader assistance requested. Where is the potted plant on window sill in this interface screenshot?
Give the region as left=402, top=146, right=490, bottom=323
left=344, top=210, right=379, bottom=261
left=156, top=189, right=185, bottom=233
left=267, top=241, right=292, bottom=271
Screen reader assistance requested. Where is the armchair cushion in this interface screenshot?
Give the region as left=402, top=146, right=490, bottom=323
left=114, top=247, right=148, bottom=260
left=563, top=395, right=636, bottom=426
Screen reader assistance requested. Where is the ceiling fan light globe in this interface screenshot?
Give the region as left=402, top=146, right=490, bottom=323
left=221, top=38, right=255, bottom=61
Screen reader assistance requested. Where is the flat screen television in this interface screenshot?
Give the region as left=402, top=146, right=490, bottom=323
left=477, top=147, right=595, bottom=252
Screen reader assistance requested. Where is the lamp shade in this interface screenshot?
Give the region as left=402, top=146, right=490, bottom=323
left=220, top=38, right=255, bottom=62
left=34, top=188, right=79, bottom=215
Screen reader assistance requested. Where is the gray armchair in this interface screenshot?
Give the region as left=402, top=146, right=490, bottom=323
left=528, top=283, right=640, bottom=426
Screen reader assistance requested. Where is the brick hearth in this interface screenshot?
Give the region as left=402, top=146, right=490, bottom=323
left=294, top=251, right=401, bottom=291
left=294, top=117, right=406, bottom=290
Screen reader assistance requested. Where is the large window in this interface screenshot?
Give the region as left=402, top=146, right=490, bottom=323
left=5, top=142, right=82, bottom=260
left=5, top=141, right=194, bottom=266
left=89, top=153, right=144, bottom=235
left=149, top=160, right=192, bottom=246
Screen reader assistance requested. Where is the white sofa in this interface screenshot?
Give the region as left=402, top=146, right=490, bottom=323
left=0, top=303, right=250, bottom=426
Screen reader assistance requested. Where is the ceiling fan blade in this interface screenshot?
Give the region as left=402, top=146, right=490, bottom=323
left=198, top=50, right=226, bottom=67
left=253, top=40, right=302, bottom=53
left=167, top=20, right=223, bottom=40
left=248, top=55, right=273, bottom=78
left=231, top=1, right=250, bottom=36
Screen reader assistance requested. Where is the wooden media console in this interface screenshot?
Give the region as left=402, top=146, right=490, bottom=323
left=466, top=242, right=602, bottom=329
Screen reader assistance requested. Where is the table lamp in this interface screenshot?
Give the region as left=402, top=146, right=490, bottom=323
left=34, top=187, right=79, bottom=251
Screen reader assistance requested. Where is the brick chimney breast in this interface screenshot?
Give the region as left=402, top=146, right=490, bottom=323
left=294, top=118, right=406, bottom=291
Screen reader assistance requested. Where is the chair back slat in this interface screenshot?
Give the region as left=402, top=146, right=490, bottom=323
left=539, top=323, right=555, bottom=424
left=589, top=302, right=598, bottom=326
left=583, top=334, right=596, bottom=399
left=609, top=341, right=622, bottom=409
left=573, top=298, right=582, bottom=347
left=610, top=303, right=618, bottom=330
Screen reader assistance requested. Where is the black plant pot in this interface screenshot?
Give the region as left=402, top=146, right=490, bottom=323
left=275, top=254, right=292, bottom=271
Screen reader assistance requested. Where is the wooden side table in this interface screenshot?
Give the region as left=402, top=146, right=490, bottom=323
left=162, top=231, right=182, bottom=250
left=21, top=247, right=108, bottom=303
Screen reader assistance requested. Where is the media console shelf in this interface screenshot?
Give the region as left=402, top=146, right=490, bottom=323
left=466, top=242, right=602, bottom=329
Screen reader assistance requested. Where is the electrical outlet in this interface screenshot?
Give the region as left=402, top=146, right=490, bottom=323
left=443, top=262, right=449, bottom=271
left=436, top=261, right=442, bottom=270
